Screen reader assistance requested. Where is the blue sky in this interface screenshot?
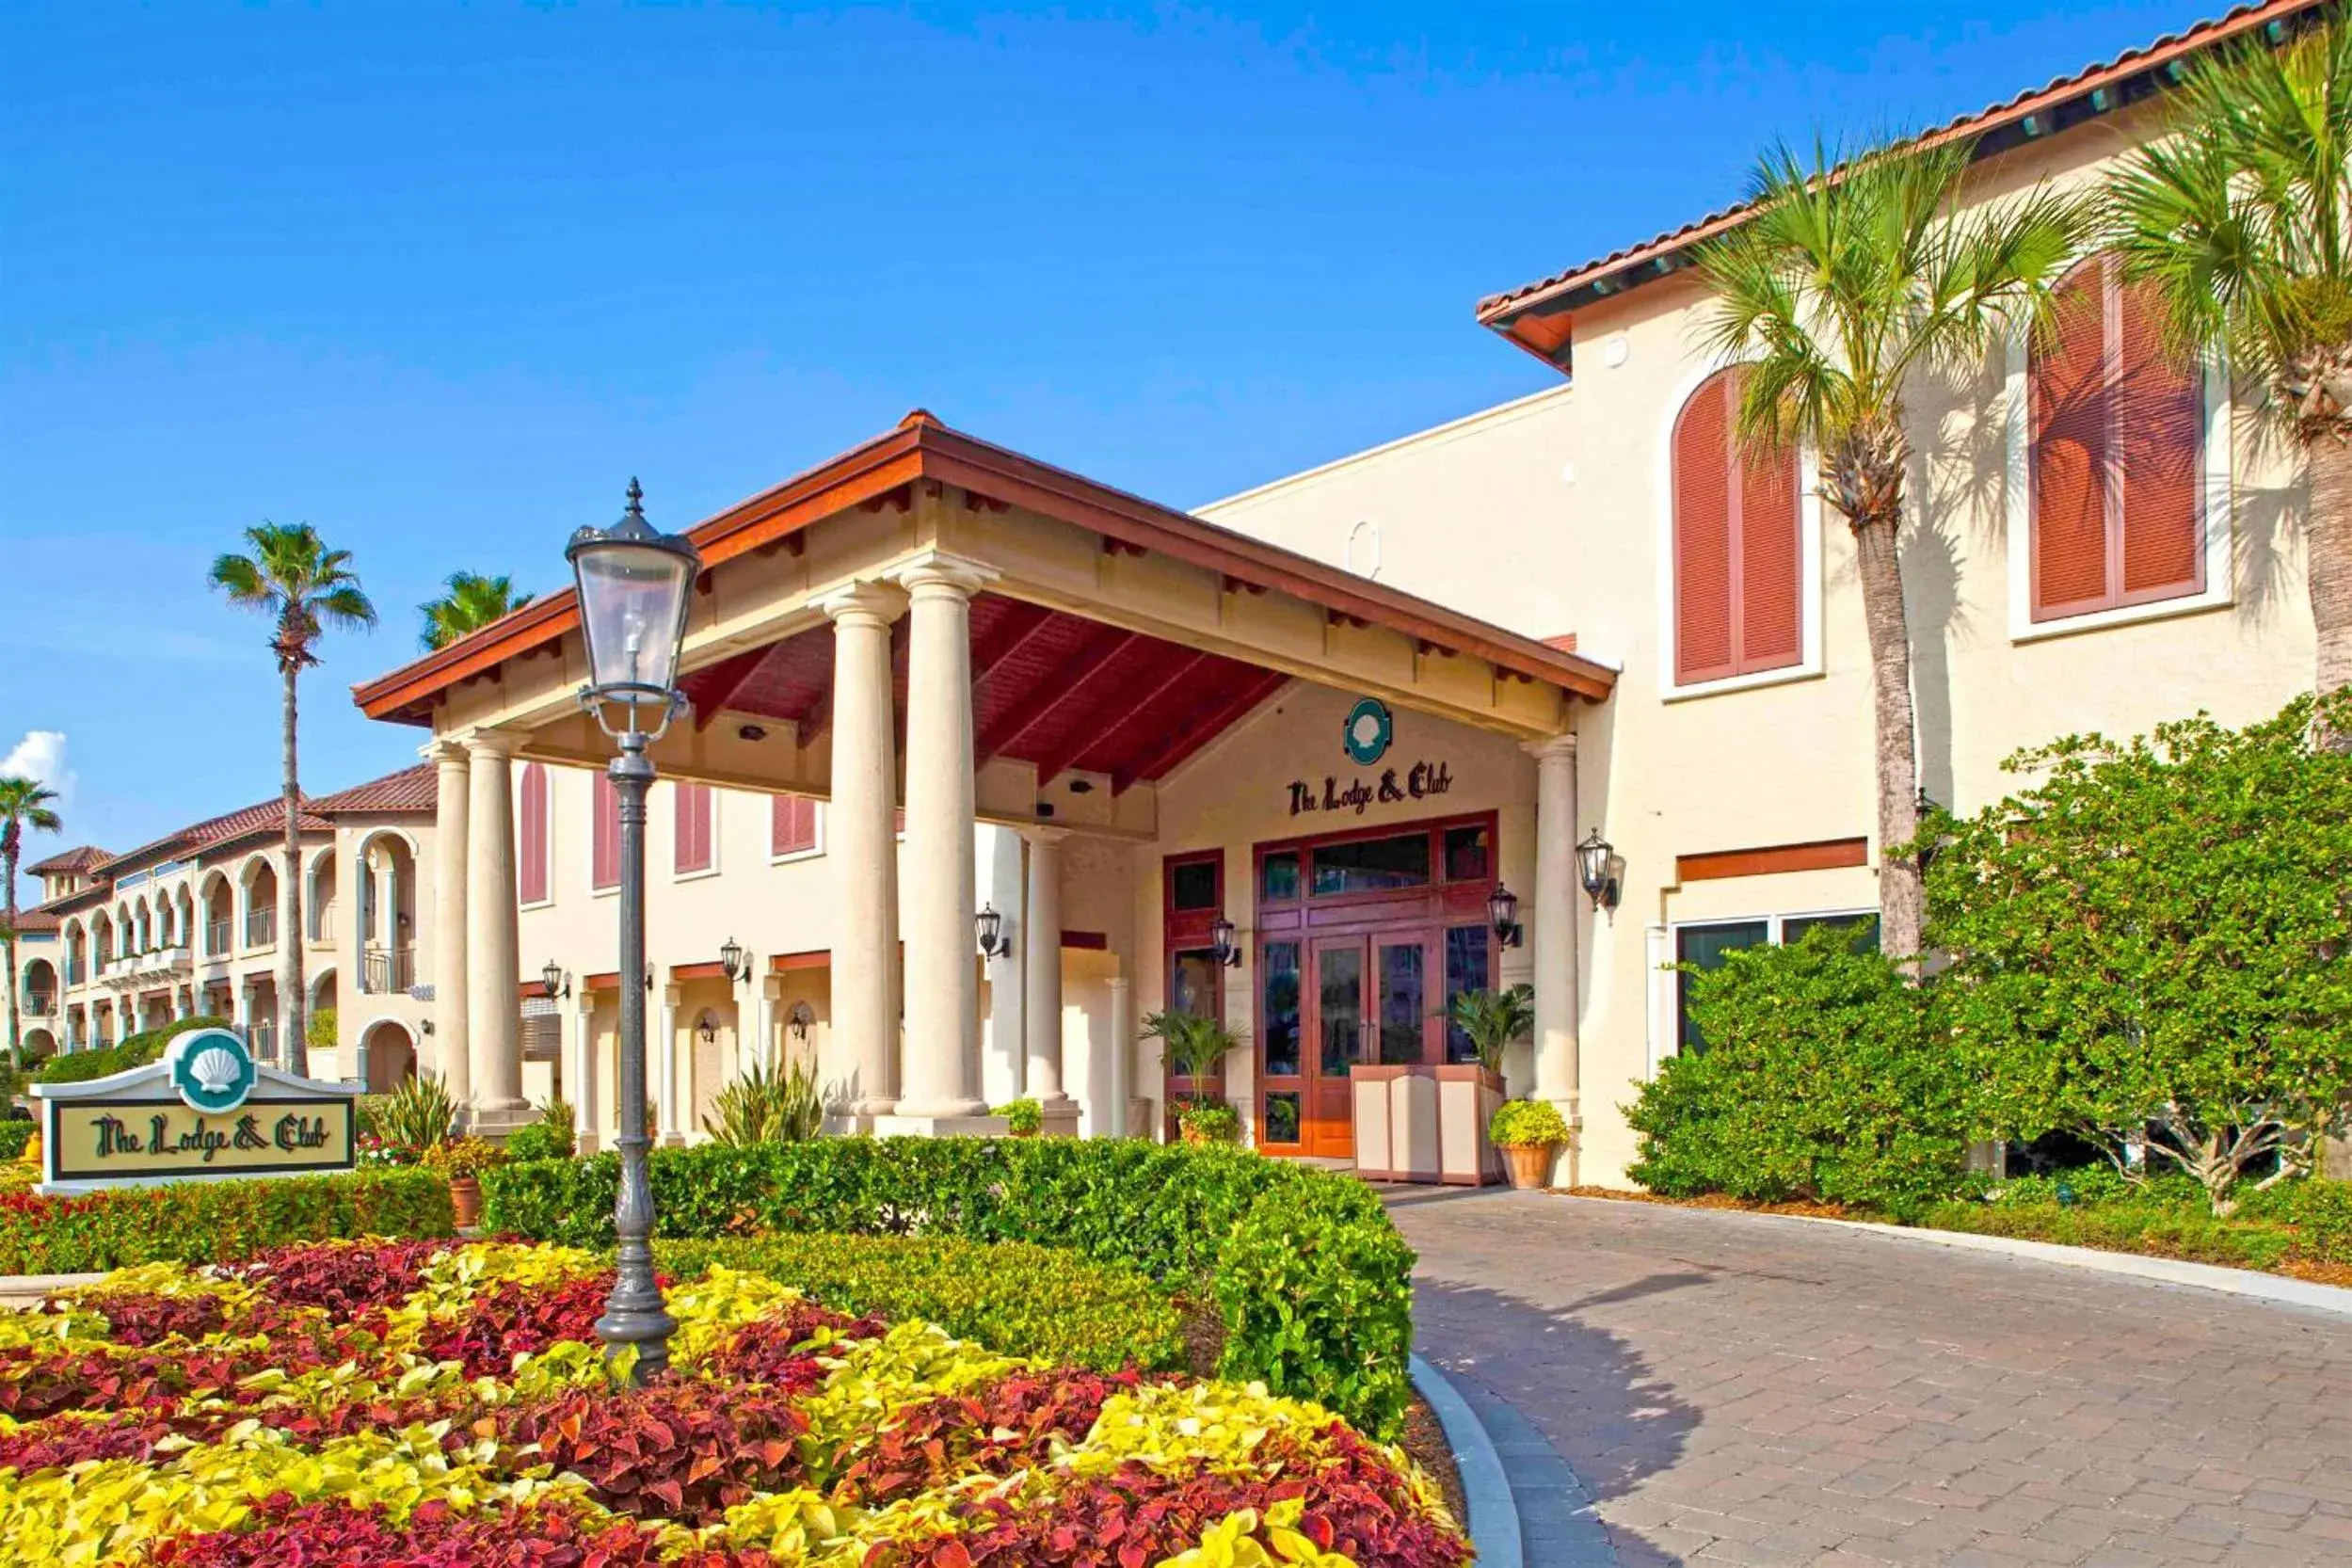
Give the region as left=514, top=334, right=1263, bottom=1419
left=2, top=0, right=2201, bottom=898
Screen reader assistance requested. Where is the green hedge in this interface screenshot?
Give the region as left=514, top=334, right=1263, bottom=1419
left=0, top=1168, right=453, bottom=1274
left=484, top=1138, right=1415, bottom=1435
left=0, top=1122, right=32, bottom=1162
left=1916, top=1198, right=2302, bottom=1272
left=657, top=1233, right=1185, bottom=1372
left=37, top=1016, right=229, bottom=1086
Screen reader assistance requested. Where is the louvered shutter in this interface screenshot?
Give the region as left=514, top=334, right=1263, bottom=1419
left=1673, top=372, right=1737, bottom=683
left=772, top=794, right=818, bottom=856
left=592, top=772, right=619, bottom=890
left=518, top=763, right=549, bottom=904
left=1737, top=437, right=1803, bottom=671
left=676, top=784, right=713, bottom=874
left=2116, top=271, right=2204, bottom=600
left=2032, top=260, right=2113, bottom=619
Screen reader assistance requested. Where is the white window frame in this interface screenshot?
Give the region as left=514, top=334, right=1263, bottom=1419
left=1654, top=360, right=1828, bottom=701
left=2002, top=320, right=2234, bottom=643
left=768, top=797, right=827, bottom=866
left=1645, top=905, right=1880, bottom=1074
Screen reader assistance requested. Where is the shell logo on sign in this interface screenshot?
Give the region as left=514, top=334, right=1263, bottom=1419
left=169, top=1029, right=258, bottom=1114
left=1342, top=697, right=1394, bottom=766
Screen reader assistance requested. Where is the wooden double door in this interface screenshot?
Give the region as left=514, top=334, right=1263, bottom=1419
left=1263, top=926, right=1446, bottom=1160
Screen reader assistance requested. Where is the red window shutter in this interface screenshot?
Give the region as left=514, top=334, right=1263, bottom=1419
left=771, top=794, right=817, bottom=856
left=592, top=772, right=619, bottom=890
left=2032, top=260, right=2114, bottom=619
left=676, top=784, right=713, bottom=874
left=518, top=763, right=549, bottom=904
left=1737, top=439, right=1803, bottom=671
left=1672, top=372, right=1736, bottom=683
left=2116, top=273, right=2204, bottom=600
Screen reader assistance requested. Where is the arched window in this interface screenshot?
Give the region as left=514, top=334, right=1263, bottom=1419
left=1671, top=367, right=1803, bottom=685
left=518, top=762, right=550, bottom=904
left=2029, top=253, right=2205, bottom=621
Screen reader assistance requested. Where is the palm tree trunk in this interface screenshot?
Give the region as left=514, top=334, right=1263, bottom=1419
left=1851, top=510, right=1927, bottom=965
left=2305, top=429, right=2352, bottom=746
left=4, top=840, right=19, bottom=1068
left=280, top=663, right=309, bottom=1077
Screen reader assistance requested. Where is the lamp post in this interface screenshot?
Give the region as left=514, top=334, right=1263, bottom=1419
left=568, top=477, right=700, bottom=1383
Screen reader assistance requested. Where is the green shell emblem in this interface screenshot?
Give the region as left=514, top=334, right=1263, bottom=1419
left=170, top=1028, right=258, bottom=1114
left=1342, top=698, right=1394, bottom=766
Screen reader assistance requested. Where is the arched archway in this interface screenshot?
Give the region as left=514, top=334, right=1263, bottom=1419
left=358, top=1017, right=417, bottom=1094
left=89, top=909, right=115, bottom=972
left=21, top=958, right=57, bottom=1026
left=307, top=848, right=339, bottom=944
left=239, top=856, right=279, bottom=949
left=356, top=831, right=421, bottom=994
left=22, top=1027, right=57, bottom=1060
left=198, top=872, right=235, bottom=958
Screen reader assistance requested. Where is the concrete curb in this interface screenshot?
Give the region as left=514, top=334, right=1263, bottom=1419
left=1552, top=1192, right=2352, bottom=1317
left=1411, top=1352, right=1521, bottom=1568
left=0, top=1272, right=103, bottom=1309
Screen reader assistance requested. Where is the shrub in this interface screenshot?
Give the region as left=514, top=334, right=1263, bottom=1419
left=422, top=1134, right=504, bottom=1181
left=0, top=1122, right=31, bottom=1162
left=500, top=1102, right=575, bottom=1163
left=1627, top=928, right=1969, bottom=1215
left=485, top=1138, right=1416, bottom=1435
left=304, top=1008, right=336, bottom=1053
left=657, top=1233, right=1184, bottom=1371
left=1928, top=692, right=2352, bottom=1213
left=1141, top=1009, right=1244, bottom=1101
left=1489, top=1098, right=1570, bottom=1148
left=36, top=1016, right=228, bottom=1085
left=1448, top=984, right=1534, bottom=1073
left=370, top=1072, right=459, bottom=1151
left=992, top=1097, right=1043, bottom=1136
left=700, top=1059, right=824, bottom=1146
left=0, top=1168, right=453, bottom=1273
left=1177, top=1101, right=1241, bottom=1144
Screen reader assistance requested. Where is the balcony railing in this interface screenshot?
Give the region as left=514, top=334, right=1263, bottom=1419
left=23, top=993, right=56, bottom=1019
left=245, top=910, right=276, bottom=949
left=205, top=919, right=232, bottom=957
left=243, top=1023, right=278, bottom=1064
left=362, top=946, right=417, bottom=996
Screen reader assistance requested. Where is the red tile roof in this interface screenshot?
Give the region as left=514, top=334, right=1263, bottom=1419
left=307, top=763, right=437, bottom=815
left=7, top=907, right=60, bottom=934
left=24, top=846, right=107, bottom=876
left=1476, top=1, right=2319, bottom=339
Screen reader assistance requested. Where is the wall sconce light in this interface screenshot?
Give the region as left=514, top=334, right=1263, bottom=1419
left=1209, top=914, right=1243, bottom=969
left=1486, top=885, right=1524, bottom=949
left=718, top=936, right=746, bottom=984
left=787, top=1000, right=815, bottom=1044
left=975, top=904, right=1011, bottom=960
left=1576, top=828, right=1621, bottom=912
left=540, top=961, right=570, bottom=1000
left=696, top=1009, right=718, bottom=1045
left=646, top=965, right=657, bottom=993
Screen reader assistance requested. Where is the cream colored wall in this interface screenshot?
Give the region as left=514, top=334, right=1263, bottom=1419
left=1137, top=680, right=1540, bottom=1144
left=1199, top=104, right=2318, bottom=1186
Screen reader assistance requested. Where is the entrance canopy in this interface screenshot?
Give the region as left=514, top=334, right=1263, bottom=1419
left=354, top=411, right=1615, bottom=833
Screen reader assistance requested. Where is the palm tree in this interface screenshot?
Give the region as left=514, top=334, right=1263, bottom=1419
left=2108, top=17, right=2352, bottom=735
left=419, top=572, right=533, bottom=652
left=0, top=777, right=61, bottom=1066
left=1692, top=137, right=2089, bottom=962
left=210, top=523, right=377, bottom=1075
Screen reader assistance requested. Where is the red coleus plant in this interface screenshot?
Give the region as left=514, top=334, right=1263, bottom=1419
left=415, top=1272, right=615, bottom=1379
left=700, top=1300, right=883, bottom=1392
left=829, top=1368, right=1144, bottom=1504
left=134, top=1496, right=772, bottom=1567
left=232, top=1237, right=452, bottom=1319
left=491, top=1382, right=810, bottom=1524
left=0, top=1340, right=296, bottom=1421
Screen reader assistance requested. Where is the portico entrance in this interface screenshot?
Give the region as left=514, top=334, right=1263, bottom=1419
left=1252, top=813, right=1499, bottom=1159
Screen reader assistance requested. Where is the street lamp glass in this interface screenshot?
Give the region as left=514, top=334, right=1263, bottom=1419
left=567, top=481, right=699, bottom=710
left=1486, top=884, right=1520, bottom=943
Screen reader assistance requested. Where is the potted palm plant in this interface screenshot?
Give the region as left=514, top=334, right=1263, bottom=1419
left=1439, top=984, right=1532, bottom=1183
left=1489, top=1098, right=1571, bottom=1191
left=1141, top=1009, right=1246, bottom=1144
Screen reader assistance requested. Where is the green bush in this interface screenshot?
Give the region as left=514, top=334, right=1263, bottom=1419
left=992, top=1098, right=1043, bottom=1136
left=37, top=1016, right=229, bottom=1086
left=1489, top=1099, right=1570, bottom=1148
left=0, top=1168, right=453, bottom=1274
left=1627, top=928, right=1968, bottom=1215
left=483, top=1138, right=1415, bottom=1436
left=0, top=1121, right=31, bottom=1161
left=1917, top=1197, right=2301, bottom=1272
left=501, top=1103, right=575, bottom=1164
left=657, top=1232, right=1184, bottom=1371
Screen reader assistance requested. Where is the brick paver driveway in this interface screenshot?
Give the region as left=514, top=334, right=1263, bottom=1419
left=1391, top=1188, right=2352, bottom=1567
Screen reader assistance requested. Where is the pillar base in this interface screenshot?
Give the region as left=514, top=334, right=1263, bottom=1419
left=1128, top=1096, right=1159, bottom=1142
left=871, top=1112, right=1010, bottom=1140
left=470, top=1106, right=539, bottom=1144
left=1037, top=1102, right=1081, bottom=1140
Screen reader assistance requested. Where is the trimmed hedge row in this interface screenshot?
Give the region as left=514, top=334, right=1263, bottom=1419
left=35, top=1016, right=228, bottom=1086
left=0, top=1168, right=453, bottom=1274
left=0, top=1121, right=32, bottom=1162
left=654, top=1233, right=1187, bottom=1372
left=483, top=1138, right=1416, bottom=1436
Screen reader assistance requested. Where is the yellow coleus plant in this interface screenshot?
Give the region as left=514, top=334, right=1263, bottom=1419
left=796, top=1320, right=1029, bottom=1466
left=376, top=1241, right=602, bottom=1352
left=665, top=1264, right=814, bottom=1368
left=1155, top=1499, right=1362, bottom=1568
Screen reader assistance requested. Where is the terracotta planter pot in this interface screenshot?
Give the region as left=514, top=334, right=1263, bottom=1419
left=1180, top=1125, right=1209, bottom=1147
left=448, top=1176, right=483, bottom=1227
left=1500, top=1144, right=1556, bottom=1191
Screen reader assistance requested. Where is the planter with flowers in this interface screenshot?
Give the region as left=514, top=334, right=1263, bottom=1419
left=422, top=1135, right=506, bottom=1226
left=992, top=1096, right=1044, bottom=1138
left=1489, top=1097, right=1572, bottom=1191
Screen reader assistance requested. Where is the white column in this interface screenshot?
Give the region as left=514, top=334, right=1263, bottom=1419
left=757, top=973, right=782, bottom=1073
left=1106, top=973, right=1133, bottom=1140
left=1528, top=733, right=1582, bottom=1180
left=1022, top=828, right=1076, bottom=1115
left=233, top=981, right=253, bottom=1039
left=374, top=851, right=397, bottom=982
left=570, top=987, right=599, bottom=1154
left=657, top=981, right=681, bottom=1144
left=429, top=739, right=472, bottom=1105
left=893, top=555, right=993, bottom=1122
left=465, top=731, right=527, bottom=1117
left=822, top=582, right=906, bottom=1121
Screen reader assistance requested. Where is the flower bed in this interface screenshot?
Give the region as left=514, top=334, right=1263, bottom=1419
left=0, top=1238, right=1464, bottom=1567
left=0, top=1169, right=453, bottom=1276
left=483, top=1138, right=1416, bottom=1437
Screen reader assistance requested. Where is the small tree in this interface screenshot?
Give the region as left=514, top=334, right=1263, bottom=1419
left=1927, top=694, right=2352, bottom=1213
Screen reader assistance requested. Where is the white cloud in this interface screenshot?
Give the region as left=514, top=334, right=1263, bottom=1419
left=1, top=731, right=74, bottom=808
